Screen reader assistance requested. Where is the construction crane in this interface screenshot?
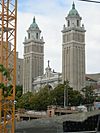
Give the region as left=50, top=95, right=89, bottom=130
left=79, top=0, right=100, bottom=3
left=0, top=0, right=17, bottom=133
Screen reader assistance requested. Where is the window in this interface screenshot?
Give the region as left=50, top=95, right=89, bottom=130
left=36, top=33, right=38, bottom=39
left=28, top=33, right=30, bottom=39
left=77, top=20, right=79, bottom=27
left=68, top=20, right=70, bottom=27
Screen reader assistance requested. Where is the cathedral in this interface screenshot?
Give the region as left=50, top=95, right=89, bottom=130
left=22, top=3, right=100, bottom=94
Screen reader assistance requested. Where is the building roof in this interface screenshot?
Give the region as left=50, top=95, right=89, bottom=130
left=85, top=76, right=97, bottom=82
left=86, top=73, right=100, bottom=81
left=68, top=2, right=80, bottom=17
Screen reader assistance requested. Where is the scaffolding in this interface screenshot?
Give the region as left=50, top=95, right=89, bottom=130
left=0, top=0, right=17, bottom=132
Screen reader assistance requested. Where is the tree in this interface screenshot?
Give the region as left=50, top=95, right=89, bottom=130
left=50, top=84, right=64, bottom=106
left=0, top=64, right=12, bottom=97
left=16, top=92, right=33, bottom=110
left=32, top=87, right=50, bottom=110
left=16, top=83, right=84, bottom=111
left=49, top=83, right=83, bottom=107
left=82, top=86, right=95, bottom=104
left=15, top=85, right=23, bottom=100
left=69, top=90, right=84, bottom=106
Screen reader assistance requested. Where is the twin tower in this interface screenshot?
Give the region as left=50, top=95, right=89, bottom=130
left=23, top=3, right=86, bottom=93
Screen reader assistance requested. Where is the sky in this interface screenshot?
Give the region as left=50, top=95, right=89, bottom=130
left=17, top=0, right=100, bottom=74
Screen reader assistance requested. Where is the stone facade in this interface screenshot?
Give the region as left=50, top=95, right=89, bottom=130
left=0, top=41, right=23, bottom=86
left=16, top=52, right=23, bottom=86
left=33, top=61, right=62, bottom=92
left=23, top=17, right=44, bottom=93
left=20, top=3, right=100, bottom=93
left=62, top=3, right=86, bottom=91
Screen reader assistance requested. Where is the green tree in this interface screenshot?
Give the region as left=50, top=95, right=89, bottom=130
left=50, top=84, right=64, bottom=106
left=49, top=82, right=83, bottom=107
left=15, top=85, right=23, bottom=100
left=15, top=85, right=23, bottom=109
left=30, top=86, right=53, bottom=110
left=35, top=88, right=49, bottom=110
left=82, top=86, right=95, bottom=104
left=69, top=90, right=84, bottom=106
left=16, top=83, right=84, bottom=111
left=0, top=64, right=12, bottom=97
left=16, top=92, right=33, bottom=110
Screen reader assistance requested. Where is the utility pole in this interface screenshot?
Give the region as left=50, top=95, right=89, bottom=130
left=64, top=82, right=68, bottom=108
left=64, top=85, right=66, bottom=108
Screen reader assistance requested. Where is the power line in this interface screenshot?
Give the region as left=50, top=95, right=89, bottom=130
left=79, top=0, right=100, bottom=3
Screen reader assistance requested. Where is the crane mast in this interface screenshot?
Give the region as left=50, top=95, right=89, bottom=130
left=0, top=0, right=17, bottom=132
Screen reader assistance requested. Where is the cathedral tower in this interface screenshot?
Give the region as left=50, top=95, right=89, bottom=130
left=23, top=17, right=44, bottom=93
left=62, top=3, right=86, bottom=91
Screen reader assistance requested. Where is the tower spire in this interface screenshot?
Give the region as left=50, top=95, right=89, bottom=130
left=72, top=2, right=75, bottom=9
left=33, top=16, right=35, bottom=23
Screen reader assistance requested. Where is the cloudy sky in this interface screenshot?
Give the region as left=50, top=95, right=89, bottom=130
left=17, top=0, right=100, bottom=74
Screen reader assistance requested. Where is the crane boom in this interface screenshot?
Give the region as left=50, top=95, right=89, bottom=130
left=79, top=0, right=100, bottom=3
left=0, top=0, right=17, bottom=132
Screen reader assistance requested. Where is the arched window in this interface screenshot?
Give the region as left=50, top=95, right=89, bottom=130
left=36, top=33, right=38, bottom=39
left=68, top=20, right=70, bottom=27
left=28, top=33, right=30, bottom=39
left=77, top=20, right=79, bottom=26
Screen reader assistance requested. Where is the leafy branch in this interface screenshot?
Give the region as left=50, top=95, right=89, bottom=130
left=0, top=64, right=13, bottom=97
